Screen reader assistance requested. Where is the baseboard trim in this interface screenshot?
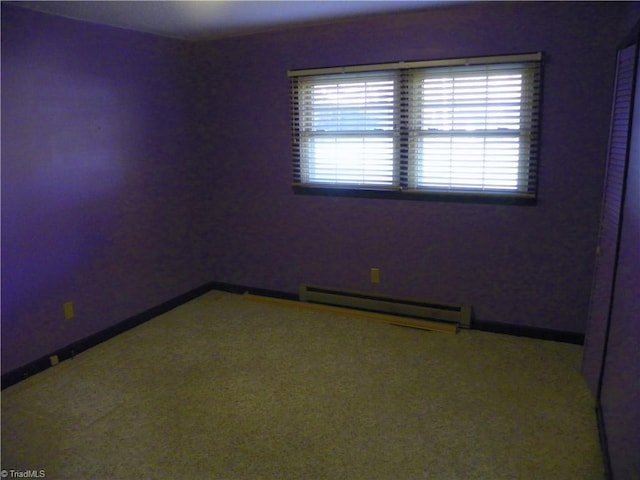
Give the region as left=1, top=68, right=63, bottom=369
left=1, top=282, right=217, bottom=390
left=1, top=282, right=583, bottom=389
left=207, top=282, right=299, bottom=301
left=472, top=320, right=585, bottom=345
left=596, top=402, right=613, bottom=480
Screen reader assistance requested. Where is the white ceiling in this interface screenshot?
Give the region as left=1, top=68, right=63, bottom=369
left=10, top=1, right=457, bottom=41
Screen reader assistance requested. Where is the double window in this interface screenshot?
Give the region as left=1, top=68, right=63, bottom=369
left=289, top=53, right=542, bottom=202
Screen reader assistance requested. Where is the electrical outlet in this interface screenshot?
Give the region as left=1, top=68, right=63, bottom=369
left=64, top=301, right=75, bottom=320
left=370, top=268, right=381, bottom=284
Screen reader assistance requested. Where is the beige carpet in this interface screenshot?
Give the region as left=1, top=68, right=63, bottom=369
left=1, top=290, right=603, bottom=479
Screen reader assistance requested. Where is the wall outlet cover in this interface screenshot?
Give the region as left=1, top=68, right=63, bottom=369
left=64, top=301, right=75, bottom=320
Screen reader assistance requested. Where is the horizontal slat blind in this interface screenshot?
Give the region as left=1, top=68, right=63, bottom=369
left=406, top=62, right=541, bottom=194
left=291, top=71, right=399, bottom=187
left=290, top=54, right=542, bottom=198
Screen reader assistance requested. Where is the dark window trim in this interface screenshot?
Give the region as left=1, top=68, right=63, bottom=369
left=292, top=184, right=537, bottom=205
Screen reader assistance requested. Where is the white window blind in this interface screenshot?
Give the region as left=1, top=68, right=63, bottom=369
left=293, top=71, right=399, bottom=187
left=290, top=53, right=542, bottom=200
left=407, top=63, right=539, bottom=193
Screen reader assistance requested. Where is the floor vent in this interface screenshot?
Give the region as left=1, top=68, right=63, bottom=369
left=299, top=285, right=472, bottom=328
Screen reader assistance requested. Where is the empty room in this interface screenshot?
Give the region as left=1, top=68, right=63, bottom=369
left=1, top=1, right=639, bottom=479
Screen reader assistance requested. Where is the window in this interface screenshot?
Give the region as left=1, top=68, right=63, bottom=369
left=289, top=53, right=542, bottom=202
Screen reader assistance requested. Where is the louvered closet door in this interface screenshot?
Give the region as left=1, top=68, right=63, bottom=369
left=599, top=41, right=640, bottom=480
left=581, top=43, right=638, bottom=398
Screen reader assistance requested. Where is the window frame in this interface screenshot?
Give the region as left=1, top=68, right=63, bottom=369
left=289, top=53, right=543, bottom=205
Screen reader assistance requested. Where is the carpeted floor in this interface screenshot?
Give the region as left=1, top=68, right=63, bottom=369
left=1, top=290, right=603, bottom=479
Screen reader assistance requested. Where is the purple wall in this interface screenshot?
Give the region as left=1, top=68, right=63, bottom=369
left=0, top=2, right=633, bottom=376
left=1, top=6, right=214, bottom=374
left=193, top=2, right=628, bottom=334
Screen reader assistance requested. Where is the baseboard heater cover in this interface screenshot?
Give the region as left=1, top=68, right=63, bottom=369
left=299, top=285, right=472, bottom=328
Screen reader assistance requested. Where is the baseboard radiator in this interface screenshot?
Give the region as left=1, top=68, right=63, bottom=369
left=299, top=285, right=472, bottom=328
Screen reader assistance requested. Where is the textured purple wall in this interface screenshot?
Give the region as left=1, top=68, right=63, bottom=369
left=0, top=2, right=632, bottom=376
left=1, top=6, right=214, bottom=374
left=193, top=2, right=628, bottom=334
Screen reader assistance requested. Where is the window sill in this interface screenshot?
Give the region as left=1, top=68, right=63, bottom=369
left=292, top=185, right=537, bottom=206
